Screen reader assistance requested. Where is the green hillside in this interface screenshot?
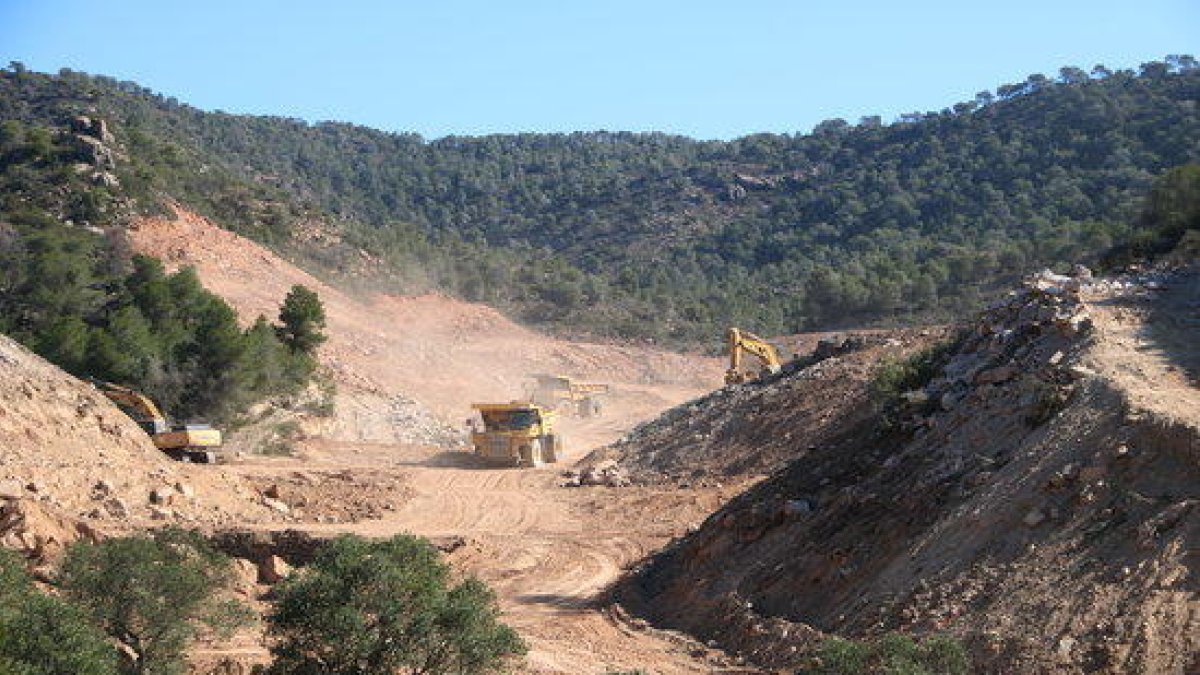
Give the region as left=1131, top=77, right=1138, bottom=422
left=1, top=57, right=1197, bottom=344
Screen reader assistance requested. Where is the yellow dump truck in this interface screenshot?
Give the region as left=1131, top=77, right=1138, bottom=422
left=526, top=374, right=609, bottom=418
left=469, top=402, right=563, bottom=467
left=93, top=381, right=223, bottom=463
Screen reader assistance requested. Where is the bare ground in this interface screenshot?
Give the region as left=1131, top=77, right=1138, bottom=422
left=124, top=207, right=748, bottom=673
left=614, top=269, right=1200, bottom=674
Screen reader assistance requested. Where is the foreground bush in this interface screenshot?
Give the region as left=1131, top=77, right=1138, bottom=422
left=0, top=548, right=118, bottom=675
left=811, top=633, right=969, bottom=675
left=267, top=534, right=525, bottom=675
left=59, top=528, right=250, bottom=675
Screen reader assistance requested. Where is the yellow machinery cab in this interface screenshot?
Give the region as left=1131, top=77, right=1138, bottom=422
left=469, top=402, right=563, bottom=467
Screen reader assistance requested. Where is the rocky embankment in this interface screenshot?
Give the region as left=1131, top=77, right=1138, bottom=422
left=583, top=330, right=943, bottom=485
left=617, top=267, right=1200, bottom=674
left=0, top=335, right=283, bottom=564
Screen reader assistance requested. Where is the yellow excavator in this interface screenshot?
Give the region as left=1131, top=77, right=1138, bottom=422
left=724, top=327, right=783, bottom=385
left=92, top=381, right=222, bottom=463
left=469, top=402, right=562, bottom=467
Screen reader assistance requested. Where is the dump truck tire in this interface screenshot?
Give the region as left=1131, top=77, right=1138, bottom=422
left=520, top=441, right=543, bottom=468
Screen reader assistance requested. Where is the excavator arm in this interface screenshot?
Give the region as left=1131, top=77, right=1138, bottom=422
left=725, top=327, right=782, bottom=385
left=91, top=380, right=168, bottom=430
left=91, top=380, right=221, bottom=462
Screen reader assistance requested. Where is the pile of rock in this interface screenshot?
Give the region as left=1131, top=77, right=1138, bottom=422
left=903, top=267, right=1096, bottom=420
left=387, top=394, right=462, bottom=447
left=0, top=496, right=99, bottom=566
left=559, top=460, right=632, bottom=488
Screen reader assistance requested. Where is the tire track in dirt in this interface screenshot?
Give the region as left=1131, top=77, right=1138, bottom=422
left=313, top=456, right=739, bottom=674
left=1084, top=273, right=1200, bottom=423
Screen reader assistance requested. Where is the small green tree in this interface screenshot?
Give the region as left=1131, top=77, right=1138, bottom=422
left=267, top=534, right=525, bottom=675
left=59, top=528, right=251, bottom=675
left=276, top=284, right=326, bottom=355
left=0, top=548, right=119, bottom=675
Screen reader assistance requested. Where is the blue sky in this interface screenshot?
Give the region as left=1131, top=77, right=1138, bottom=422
left=1, top=0, right=1195, bottom=140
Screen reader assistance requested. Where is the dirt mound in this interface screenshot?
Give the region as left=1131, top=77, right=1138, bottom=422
left=128, top=206, right=720, bottom=453
left=617, top=268, right=1200, bottom=674
left=584, top=330, right=942, bottom=484
left=242, top=468, right=412, bottom=524
left=0, top=498, right=102, bottom=566
left=0, top=334, right=279, bottom=536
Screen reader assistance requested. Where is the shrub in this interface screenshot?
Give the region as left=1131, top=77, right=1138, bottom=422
left=809, top=633, right=969, bottom=675
left=267, top=534, right=525, bottom=674
left=815, top=637, right=870, bottom=674
left=59, top=528, right=251, bottom=675
left=1024, top=378, right=1070, bottom=427
left=869, top=341, right=955, bottom=406
left=0, top=549, right=119, bottom=675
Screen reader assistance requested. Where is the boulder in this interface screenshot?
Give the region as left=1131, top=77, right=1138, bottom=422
left=103, top=498, right=129, bottom=518
left=975, top=365, right=1020, bottom=385
left=1023, top=508, right=1047, bottom=527
left=231, top=558, right=260, bottom=594
left=782, top=499, right=813, bottom=517
left=258, top=554, right=292, bottom=584
left=0, top=480, right=25, bottom=500
left=149, top=486, right=175, bottom=505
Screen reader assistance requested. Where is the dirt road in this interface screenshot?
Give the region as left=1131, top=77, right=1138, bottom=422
left=1084, top=272, right=1200, bottom=423
left=244, top=438, right=750, bottom=674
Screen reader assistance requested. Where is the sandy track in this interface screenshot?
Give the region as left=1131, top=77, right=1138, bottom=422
left=278, top=450, right=742, bottom=674
left=1084, top=272, right=1200, bottom=423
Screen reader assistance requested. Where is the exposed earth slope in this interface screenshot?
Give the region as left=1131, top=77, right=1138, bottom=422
left=0, top=335, right=280, bottom=556
left=586, top=329, right=944, bottom=485
left=128, top=205, right=722, bottom=451
left=616, top=266, right=1200, bottom=673
left=118, top=205, right=741, bottom=673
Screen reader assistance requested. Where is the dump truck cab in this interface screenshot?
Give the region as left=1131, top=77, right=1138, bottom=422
left=470, top=402, right=562, bottom=467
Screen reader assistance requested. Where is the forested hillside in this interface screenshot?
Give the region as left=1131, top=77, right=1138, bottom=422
left=1, top=57, right=1197, bottom=344
left=0, top=113, right=322, bottom=421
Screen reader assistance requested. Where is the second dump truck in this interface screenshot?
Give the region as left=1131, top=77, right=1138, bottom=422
left=469, top=402, right=563, bottom=467
left=526, top=374, right=609, bottom=418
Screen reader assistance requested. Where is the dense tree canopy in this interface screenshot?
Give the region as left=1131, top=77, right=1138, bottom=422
left=0, top=549, right=119, bottom=675
left=268, top=534, right=525, bottom=675
left=0, top=119, right=318, bottom=421
left=1, top=57, right=1197, bottom=345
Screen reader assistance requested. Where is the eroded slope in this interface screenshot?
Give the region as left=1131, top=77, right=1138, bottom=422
left=0, top=334, right=280, bottom=559
left=586, top=330, right=941, bottom=484
left=617, top=269, right=1200, bottom=674
left=128, top=206, right=721, bottom=451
